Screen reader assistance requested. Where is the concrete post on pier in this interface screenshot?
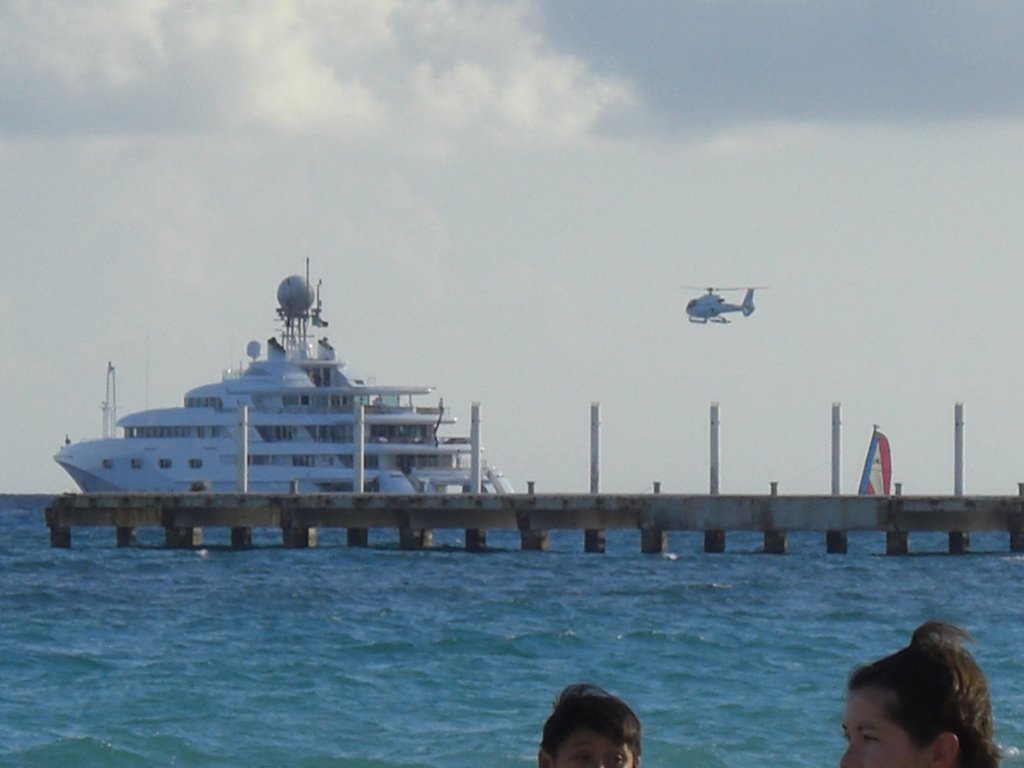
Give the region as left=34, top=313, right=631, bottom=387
left=641, top=481, right=667, bottom=554
left=954, top=402, right=965, bottom=496
left=345, top=403, right=370, bottom=547
left=1011, top=483, right=1024, bottom=553
left=705, top=402, right=725, bottom=553
left=470, top=402, right=482, bottom=493
left=465, top=402, right=486, bottom=551
left=709, top=402, right=720, bottom=495
left=585, top=402, right=606, bottom=554
left=826, top=402, right=848, bottom=554
left=354, top=404, right=366, bottom=493
left=949, top=402, right=970, bottom=554
left=237, top=404, right=249, bottom=493
left=886, top=483, right=908, bottom=555
left=764, top=482, right=787, bottom=554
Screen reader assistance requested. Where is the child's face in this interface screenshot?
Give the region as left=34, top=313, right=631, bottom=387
left=538, top=727, right=637, bottom=768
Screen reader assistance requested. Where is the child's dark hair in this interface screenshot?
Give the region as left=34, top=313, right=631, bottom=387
left=540, top=683, right=642, bottom=759
left=848, top=621, right=998, bottom=768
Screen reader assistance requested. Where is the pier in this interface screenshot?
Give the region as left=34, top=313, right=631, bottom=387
left=45, top=491, right=1024, bottom=554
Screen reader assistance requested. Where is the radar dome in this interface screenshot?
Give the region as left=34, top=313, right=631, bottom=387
left=277, top=275, right=315, bottom=318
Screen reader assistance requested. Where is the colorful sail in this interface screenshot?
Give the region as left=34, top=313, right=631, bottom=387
left=858, top=427, right=892, bottom=495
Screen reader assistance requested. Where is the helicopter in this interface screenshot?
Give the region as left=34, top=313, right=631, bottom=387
left=684, top=286, right=762, bottom=324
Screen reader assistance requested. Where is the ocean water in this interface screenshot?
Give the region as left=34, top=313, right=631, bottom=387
left=3, top=498, right=1024, bottom=768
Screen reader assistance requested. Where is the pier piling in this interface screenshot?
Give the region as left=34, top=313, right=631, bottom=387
left=641, top=527, right=667, bottom=554
left=231, top=527, right=252, bottom=549
left=465, top=528, right=487, bottom=552
left=347, top=528, right=369, bottom=547
left=165, top=526, right=201, bottom=548
left=116, top=526, right=136, bottom=547
left=886, top=484, right=909, bottom=555
left=584, top=529, right=606, bottom=553
left=399, top=527, right=431, bottom=550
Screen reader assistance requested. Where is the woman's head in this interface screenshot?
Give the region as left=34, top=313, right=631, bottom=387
left=842, top=621, right=998, bottom=768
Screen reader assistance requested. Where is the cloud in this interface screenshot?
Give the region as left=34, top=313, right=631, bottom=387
left=539, top=0, right=1024, bottom=131
left=0, top=0, right=633, bottom=146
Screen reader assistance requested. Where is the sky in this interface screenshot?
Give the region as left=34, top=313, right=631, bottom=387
left=3, top=0, right=1024, bottom=495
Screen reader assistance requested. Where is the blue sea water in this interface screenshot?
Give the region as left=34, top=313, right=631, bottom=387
left=3, top=498, right=1024, bottom=768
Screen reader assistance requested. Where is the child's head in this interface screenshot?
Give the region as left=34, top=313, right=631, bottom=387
left=538, top=683, right=641, bottom=768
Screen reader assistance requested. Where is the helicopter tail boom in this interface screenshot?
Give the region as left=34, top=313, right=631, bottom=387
left=741, top=288, right=756, bottom=316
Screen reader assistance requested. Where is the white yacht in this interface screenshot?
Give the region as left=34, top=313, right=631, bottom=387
left=55, top=272, right=512, bottom=494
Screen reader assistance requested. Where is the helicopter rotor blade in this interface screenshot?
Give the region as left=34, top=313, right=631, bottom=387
left=680, top=285, right=767, bottom=293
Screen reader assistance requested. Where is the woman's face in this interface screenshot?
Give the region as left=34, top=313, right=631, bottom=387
left=840, top=687, right=954, bottom=768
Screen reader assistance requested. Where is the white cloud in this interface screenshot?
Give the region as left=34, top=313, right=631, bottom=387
left=0, top=0, right=170, bottom=88
left=540, top=0, right=1024, bottom=129
left=0, top=0, right=633, bottom=146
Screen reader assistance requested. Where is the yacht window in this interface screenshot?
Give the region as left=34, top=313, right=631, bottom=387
left=131, top=458, right=143, bottom=469
left=185, top=396, right=223, bottom=409
left=102, top=459, right=113, bottom=469
left=189, top=458, right=202, bottom=469
left=159, top=458, right=172, bottom=469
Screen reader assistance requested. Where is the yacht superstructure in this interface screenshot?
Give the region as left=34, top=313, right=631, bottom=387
left=55, top=272, right=512, bottom=494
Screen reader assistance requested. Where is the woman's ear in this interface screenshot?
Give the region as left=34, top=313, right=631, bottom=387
left=929, top=732, right=960, bottom=768
left=538, top=748, right=554, bottom=768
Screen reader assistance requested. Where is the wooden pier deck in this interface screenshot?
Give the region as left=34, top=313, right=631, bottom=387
left=44, top=491, right=1024, bottom=554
